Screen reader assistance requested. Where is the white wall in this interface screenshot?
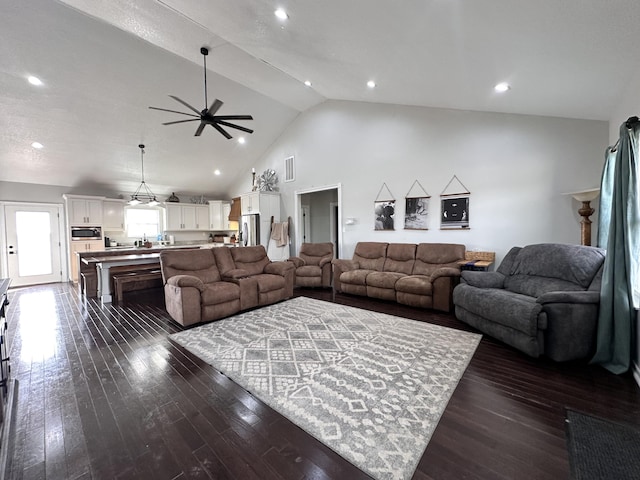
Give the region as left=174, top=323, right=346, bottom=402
left=232, top=100, right=607, bottom=265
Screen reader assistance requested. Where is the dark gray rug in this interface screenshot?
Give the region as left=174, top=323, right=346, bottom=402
left=566, top=409, right=640, bottom=480
left=170, top=297, right=481, bottom=480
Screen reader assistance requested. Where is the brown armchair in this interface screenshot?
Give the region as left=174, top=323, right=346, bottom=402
left=289, top=242, right=334, bottom=287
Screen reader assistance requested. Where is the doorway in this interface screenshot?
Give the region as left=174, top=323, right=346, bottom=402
left=2, top=203, right=64, bottom=287
left=295, top=184, right=342, bottom=258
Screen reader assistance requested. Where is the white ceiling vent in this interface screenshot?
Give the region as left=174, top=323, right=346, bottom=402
left=284, top=155, right=295, bottom=182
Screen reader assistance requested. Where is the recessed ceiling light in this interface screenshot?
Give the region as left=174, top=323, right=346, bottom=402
left=238, top=137, right=246, bottom=144
left=274, top=9, right=288, bottom=20
left=28, top=76, right=43, bottom=86
left=494, top=82, right=511, bottom=93
left=214, top=169, right=221, bottom=176
left=31, top=142, right=44, bottom=149
left=304, top=80, right=312, bottom=87
left=367, top=80, right=376, bottom=89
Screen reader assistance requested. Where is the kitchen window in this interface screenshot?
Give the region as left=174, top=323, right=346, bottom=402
left=126, top=207, right=161, bottom=238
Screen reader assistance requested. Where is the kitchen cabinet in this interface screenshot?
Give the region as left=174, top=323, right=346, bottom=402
left=165, top=204, right=210, bottom=230
left=240, top=192, right=280, bottom=246
left=103, top=199, right=126, bottom=231
left=65, top=195, right=104, bottom=226
left=195, top=205, right=209, bottom=231
left=69, top=240, right=104, bottom=283
left=240, top=192, right=280, bottom=216
left=208, top=201, right=232, bottom=230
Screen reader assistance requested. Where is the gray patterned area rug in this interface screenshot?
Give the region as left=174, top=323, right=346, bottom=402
left=169, top=296, right=481, bottom=480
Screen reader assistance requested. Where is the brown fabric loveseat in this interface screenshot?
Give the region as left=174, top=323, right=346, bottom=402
left=160, top=245, right=294, bottom=326
left=332, top=242, right=465, bottom=312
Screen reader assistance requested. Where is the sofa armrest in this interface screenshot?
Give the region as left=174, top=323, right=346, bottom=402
left=537, top=291, right=600, bottom=305
left=318, top=256, right=332, bottom=268
left=222, top=269, right=251, bottom=280
left=460, top=271, right=506, bottom=289
left=430, top=267, right=462, bottom=281
left=331, top=259, right=359, bottom=292
left=265, top=261, right=295, bottom=276
left=166, top=274, right=205, bottom=292
left=288, top=256, right=305, bottom=268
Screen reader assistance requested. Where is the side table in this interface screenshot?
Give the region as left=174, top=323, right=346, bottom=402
left=457, top=251, right=495, bottom=272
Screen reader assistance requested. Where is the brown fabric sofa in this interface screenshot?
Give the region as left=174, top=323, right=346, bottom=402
left=332, top=242, right=465, bottom=312
left=288, top=242, right=334, bottom=287
left=160, top=246, right=294, bottom=326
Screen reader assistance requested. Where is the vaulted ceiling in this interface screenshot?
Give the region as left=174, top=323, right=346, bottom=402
left=2, top=0, right=639, bottom=198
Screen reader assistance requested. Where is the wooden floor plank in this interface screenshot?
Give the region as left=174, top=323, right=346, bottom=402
left=3, top=283, right=640, bottom=479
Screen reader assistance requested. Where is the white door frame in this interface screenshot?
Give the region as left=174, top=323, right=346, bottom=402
left=294, top=183, right=342, bottom=258
left=330, top=201, right=339, bottom=258
left=0, top=201, right=67, bottom=283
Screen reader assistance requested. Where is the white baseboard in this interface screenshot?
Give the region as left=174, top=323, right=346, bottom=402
left=633, top=361, right=640, bottom=389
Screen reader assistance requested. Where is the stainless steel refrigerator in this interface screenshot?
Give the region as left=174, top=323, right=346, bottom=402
left=241, top=214, right=260, bottom=246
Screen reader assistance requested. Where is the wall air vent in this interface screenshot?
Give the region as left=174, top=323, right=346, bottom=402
left=284, top=155, right=295, bottom=182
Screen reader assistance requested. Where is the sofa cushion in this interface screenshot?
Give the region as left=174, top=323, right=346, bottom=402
left=160, top=249, right=221, bottom=284
left=352, top=242, right=388, bottom=271
left=453, top=284, right=543, bottom=336
left=395, top=275, right=433, bottom=295
left=413, top=243, right=465, bottom=276
left=366, top=271, right=405, bottom=289
left=503, top=243, right=606, bottom=297
left=340, top=269, right=375, bottom=286
left=507, top=243, right=605, bottom=287
left=229, top=245, right=271, bottom=275
left=253, top=273, right=285, bottom=293
left=201, top=281, right=241, bottom=305
left=299, top=242, right=334, bottom=266
left=296, top=265, right=322, bottom=278
left=383, top=243, right=416, bottom=275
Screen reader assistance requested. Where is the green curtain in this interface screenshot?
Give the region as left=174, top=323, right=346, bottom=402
left=592, top=120, right=640, bottom=374
left=597, top=146, right=616, bottom=249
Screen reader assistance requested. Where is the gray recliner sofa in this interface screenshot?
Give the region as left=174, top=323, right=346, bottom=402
left=452, top=243, right=605, bottom=361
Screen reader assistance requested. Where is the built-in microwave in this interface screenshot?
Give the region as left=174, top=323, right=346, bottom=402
left=71, top=226, right=102, bottom=241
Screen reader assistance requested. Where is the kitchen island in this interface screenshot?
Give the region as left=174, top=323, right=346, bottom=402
left=76, top=243, right=238, bottom=298
left=82, top=253, right=161, bottom=304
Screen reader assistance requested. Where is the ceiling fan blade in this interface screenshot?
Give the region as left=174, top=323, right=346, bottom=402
left=194, top=122, right=207, bottom=137
left=163, top=119, right=200, bottom=126
left=214, top=115, right=253, bottom=121
left=210, top=122, right=233, bottom=139
left=215, top=120, right=254, bottom=134
left=149, top=106, right=200, bottom=118
left=206, top=99, right=224, bottom=116
left=169, top=95, right=201, bottom=115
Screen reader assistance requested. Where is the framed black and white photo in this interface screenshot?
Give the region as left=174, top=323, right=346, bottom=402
left=374, top=200, right=395, bottom=230
left=404, top=196, right=430, bottom=230
left=440, top=194, right=470, bottom=229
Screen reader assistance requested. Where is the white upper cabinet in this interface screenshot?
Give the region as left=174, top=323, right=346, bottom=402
left=240, top=192, right=280, bottom=217
left=165, top=204, right=210, bottom=230
left=209, top=201, right=232, bottom=230
left=103, top=199, right=126, bottom=231
left=64, top=195, right=104, bottom=226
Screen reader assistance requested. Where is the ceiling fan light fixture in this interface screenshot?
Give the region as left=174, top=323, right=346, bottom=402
left=129, top=144, right=159, bottom=206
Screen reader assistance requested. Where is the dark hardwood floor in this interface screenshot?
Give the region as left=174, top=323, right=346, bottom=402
left=3, top=283, right=639, bottom=479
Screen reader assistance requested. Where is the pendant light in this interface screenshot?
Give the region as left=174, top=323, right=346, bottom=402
left=129, top=144, right=158, bottom=206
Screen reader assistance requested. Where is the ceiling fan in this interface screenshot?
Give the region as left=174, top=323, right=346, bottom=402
left=149, top=47, right=254, bottom=139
